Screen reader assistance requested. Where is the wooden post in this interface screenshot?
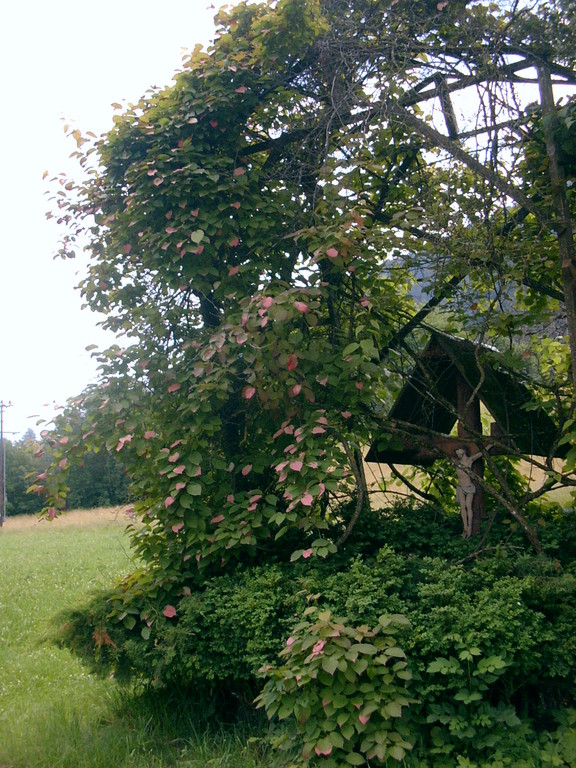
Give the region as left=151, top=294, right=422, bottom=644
left=456, top=375, right=484, bottom=535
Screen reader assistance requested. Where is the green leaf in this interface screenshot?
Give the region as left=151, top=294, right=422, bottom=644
left=322, top=656, right=339, bottom=675
left=342, top=342, right=360, bottom=357
left=382, top=700, right=404, bottom=718
left=388, top=744, right=407, bottom=761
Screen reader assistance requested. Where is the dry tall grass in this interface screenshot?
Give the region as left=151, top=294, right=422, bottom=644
left=2, top=506, right=131, bottom=532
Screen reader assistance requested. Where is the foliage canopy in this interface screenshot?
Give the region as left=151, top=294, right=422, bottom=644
left=38, top=0, right=576, bottom=569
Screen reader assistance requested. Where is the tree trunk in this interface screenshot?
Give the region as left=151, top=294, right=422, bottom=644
left=537, top=64, right=576, bottom=395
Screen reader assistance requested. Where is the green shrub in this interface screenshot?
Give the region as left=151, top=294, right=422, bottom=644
left=53, top=500, right=576, bottom=764
left=256, top=609, right=414, bottom=766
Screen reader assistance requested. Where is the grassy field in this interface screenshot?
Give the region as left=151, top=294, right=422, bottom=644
left=0, top=509, right=269, bottom=768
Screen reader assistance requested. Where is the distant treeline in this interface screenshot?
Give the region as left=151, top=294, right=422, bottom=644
left=4, top=432, right=130, bottom=515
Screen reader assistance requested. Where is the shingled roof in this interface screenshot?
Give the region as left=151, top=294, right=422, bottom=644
left=366, top=331, right=566, bottom=465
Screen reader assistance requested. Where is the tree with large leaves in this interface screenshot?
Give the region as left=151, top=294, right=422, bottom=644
left=37, top=0, right=576, bottom=597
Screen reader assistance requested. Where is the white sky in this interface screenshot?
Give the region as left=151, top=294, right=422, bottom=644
left=0, top=0, right=228, bottom=439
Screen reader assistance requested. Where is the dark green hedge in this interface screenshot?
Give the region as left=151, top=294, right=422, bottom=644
left=53, top=501, right=576, bottom=765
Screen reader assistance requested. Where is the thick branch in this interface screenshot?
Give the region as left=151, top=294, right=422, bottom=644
left=392, top=103, right=554, bottom=231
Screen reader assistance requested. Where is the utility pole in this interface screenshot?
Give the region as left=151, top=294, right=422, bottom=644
left=0, top=401, right=12, bottom=527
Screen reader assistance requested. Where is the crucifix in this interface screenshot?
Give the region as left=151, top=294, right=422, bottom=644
left=365, top=332, right=566, bottom=539
left=431, top=374, right=489, bottom=537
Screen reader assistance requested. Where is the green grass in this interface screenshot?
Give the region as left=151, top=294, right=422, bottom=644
left=0, top=512, right=271, bottom=768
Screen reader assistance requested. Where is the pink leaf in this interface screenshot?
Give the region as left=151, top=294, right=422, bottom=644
left=261, top=296, right=274, bottom=309
left=294, top=301, right=308, bottom=313
left=211, top=514, right=225, bottom=524
left=341, top=411, right=352, bottom=419
left=175, top=482, right=186, bottom=491
left=233, top=166, right=245, bottom=177
left=144, top=431, right=156, bottom=440
left=116, top=434, right=132, bottom=452
left=243, top=386, right=256, bottom=399
left=172, top=523, right=184, bottom=533
left=292, top=384, right=302, bottom=396
left=168, top=383, right=181, bottom=393
left=326, top=247, right=338, bottom=258
left=312, top=426, right=326, bottom=434
left=173, top=465, right=186, bottom=475
left=289, top=460, right=303, bottom=472
left=229, top=236, right=239, bottom=247
left=165, top=226, right=177, bottom=234
left=359, top=714, right=370, bottom=724
left=165, top=496, right=175, bottom=507
left=355, top=381, right=364, bottom=390
left=286, top=354, right=298, bottom=371
left=235, top=85, right=248, bottom=93
left=241, top=464, right=253, bottom=476
left=228, top=265, right=240, bottom=276
left=302, top=548, right=313, bottom=559
left=163, top=605, right=177, bottom=618
left=301, top=492, right=314, bottom=507
left=311, top=639, right=326, bottom=656
left=231, top=201, right=241, bottom=209
left=168, top=452, right=180, bottom=463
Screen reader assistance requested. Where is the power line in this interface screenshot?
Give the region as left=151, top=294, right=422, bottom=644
left=0, top=401, right=13, bottom=527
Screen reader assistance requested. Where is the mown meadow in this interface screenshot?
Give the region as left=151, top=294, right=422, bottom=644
left=0, top=509, right=269, bottom=768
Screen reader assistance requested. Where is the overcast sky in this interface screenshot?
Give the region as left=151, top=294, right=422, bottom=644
left=0, top=1, right=228, bottom=439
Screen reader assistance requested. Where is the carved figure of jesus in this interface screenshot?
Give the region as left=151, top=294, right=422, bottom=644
left=453, top=446, right=483, bottom=539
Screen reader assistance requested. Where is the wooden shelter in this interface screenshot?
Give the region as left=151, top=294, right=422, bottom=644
left=366, top=332, right=566, bottom=535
